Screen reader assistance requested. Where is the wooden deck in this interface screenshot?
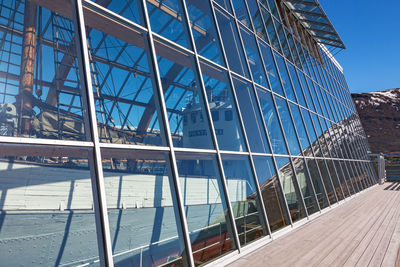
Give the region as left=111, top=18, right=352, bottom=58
left=229, top=183, right=400, bottom=267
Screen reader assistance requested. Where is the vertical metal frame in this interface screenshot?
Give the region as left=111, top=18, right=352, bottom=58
left=73, top=0, right=114, bottom=265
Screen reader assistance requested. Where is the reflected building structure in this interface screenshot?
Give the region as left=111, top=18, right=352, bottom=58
left=0, top=0, right=378, bottom=266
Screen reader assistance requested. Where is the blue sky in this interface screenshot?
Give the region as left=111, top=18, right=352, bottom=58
left=320, top=0, right=400, bottom=93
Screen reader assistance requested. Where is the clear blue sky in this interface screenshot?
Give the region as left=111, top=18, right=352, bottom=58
left=320, top=0, right=400, bottom=93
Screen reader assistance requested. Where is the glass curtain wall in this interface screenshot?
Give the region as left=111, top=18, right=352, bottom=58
left=0, top=0, right=377, bottom=265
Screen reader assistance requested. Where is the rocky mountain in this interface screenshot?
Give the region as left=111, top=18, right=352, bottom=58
left=352, top=88, right=400, bottom=154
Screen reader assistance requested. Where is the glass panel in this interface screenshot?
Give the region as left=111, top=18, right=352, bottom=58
left=0, top=145, right=99, bottom=266
left=275, top=96, right=301, bottom=156
left=247, top=0, right=267, bottom=41
left=258, top=41, right=284, bottom=96
left=267, top=0, right=280, bottom=20
left=289, top=103, right=311, bottom=154
left=338, top=160, right=355, bottom=195
left=257, top=89, right=288, bottom=155
left=274, top=55, right=296, bottom=102
left=215, top=8, right=250, bottom=78
left=213, top=0, right=233, bottom=13
left=306, top=158, right=329, bottom=209
left=231, top=0, right=251, bottom=28
left=94, top=0, right=142, bottom=25
left=261, top=8, right=280, bottom=52
left=289, top=66, right=307, bottom=107
left=200, top=60, right=247, bottom=151
left=185, top=0, right=225, bottom=66
left=147, top=0, right=191, bottom=49
left=239, top=27, right=268, bottom=88
left=298, top=72, right=315, bottom=111
left=84, top=4, right=165, bottom=146
left=221, top=154, right=267, bottom=246
left=232, top=78, right=270, bottom=153
left=331, top=160, right=350, bottom=198
left=253, top=156, right=290, bottom=232
left=155, top=41, right=214, bottom=149
left=101, top=149, right=185, bottom=266
left=276, top=22, right=292, bottom=62
left=275, top=156, right=306, bottom=222
left=326, top=160, right=344, bottom=201
left=292, top=157, right=319, bottom=215
left=0, top=1, right=87, bottom=140
left=175, top=152, right=235, bottom=264
left=309, top=81, right=323, bottom=115
left=311, top=113, right=328, bottom=157
left=301, top=108, right=321, bottom=157
left=317, top=159, right=337, bottom=204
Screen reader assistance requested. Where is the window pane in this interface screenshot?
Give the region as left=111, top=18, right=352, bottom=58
left=213, top=0, right=233, bottom=13
left=253, top=156, right=290, bottom=232
left=239, top=27, right=268, bottom=88
left=261, top=8, right=280, bottom=52
left=326, top=160, right=344, bottom=201
left=275, top=156, right=307, bottom=222
left=200, top=61, right=247, bottom=151
left=0, top=1, right=87, bottom=140
left=275, top=96, right=301, bottom=156
left=215, top=8, right=250, bottom=78
left=289, top=103, right=311, bottom=154
left=185, top=0, right=225, bottom=66
left=0, top=145, right=99, bottom=266
left=232, top=78, right=270, bottom=153
left=175, top=152, right=235, bottom=264
left=274, top=54, right=296, bottom=102
left=231, top=0, right=251, bottom=28
left=301, top=108, right=321, bottom=157
left=247, top=1, right=267, bottom=41
left=339, top=160, right=355, bottom=195
left=289, top=65, right=307, bottom=107
left=292, top=157, right=319, bottom=215
left=147, top=0, right=191, bottom=49
left=85, top=5, right=165, bottom=146
left=332, top=160, right=351, bottom=198
left=257, top=89, right=288, bottom=155
left=317, top=159, right=337, bottom=204
left=258, top=41, right=284, bottom=96
left=306, top=158, right=329, bottom=209
left=221, top=154, right=268, bottom=245
left=94, top=0, right=142, bottom=25
left=155, top=41, right=214, bottom=149
left=101, top=149, right=185, bottom=266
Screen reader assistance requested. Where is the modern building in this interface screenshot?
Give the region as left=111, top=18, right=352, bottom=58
left=0, top=0, right=378, bottom=266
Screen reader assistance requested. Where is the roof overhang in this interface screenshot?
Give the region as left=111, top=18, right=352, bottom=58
left=282, top=0, right=345, bottom=50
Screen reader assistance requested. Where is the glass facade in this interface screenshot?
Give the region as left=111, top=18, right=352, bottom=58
left=0, top=0, right=378, bottom=266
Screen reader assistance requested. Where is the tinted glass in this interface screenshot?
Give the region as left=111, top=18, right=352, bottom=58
left=185, top=0, right=225, bottom=66
left=0, top=145, right=99, bottom=266
left=253, top=155, right=291, bottom=232
left=289, top=103, right=311, bottom=154
left=101, top=149, right=185, bottom=266
left=215, top=8, right=250, bottom=78
left=200, top=61, right=247, bottom=151
left=176, top=152, right=235, bottom=264
left=275, top=156, right=307, bottom=222
left=317, top=159, right=337, bottom=204
left=326, top=160, right=344, bottom=201
left=306, top=158, right=329, bottom=209
left=231, top=0, right=251, bottom=28
left=233, top=78, right=271, bottom=153
left=290, top=67, right=307, bottom=107
left=257, top=89, right=288, bottom=155
left=222, top=155, right=268, bottom=246
left=275, top=54, right=296, bottom=102
left=95, top=0, right=142, bottom=25
left=258, top=41, right=284, bottom=96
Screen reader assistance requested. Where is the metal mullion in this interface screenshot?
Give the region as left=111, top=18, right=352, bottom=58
left=182, top=0, right=243, bottom=254
left=139, top=1, right=194, bottom=265
left=73, top=0, right=113, bottom=265
left=211, top=0, right=272, bottom=241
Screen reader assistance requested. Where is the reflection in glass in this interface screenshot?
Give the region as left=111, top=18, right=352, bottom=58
left=95, top=0, right=142, bottom=25
left=0, top=145, right=99, bottom=266
left=289, top=103, right=310, bottom=154
left=289, top=67, right=307, bottom=107
left=200, top=61, right=247, bottom=151
left=221, top=155, right=267, bottom=245
left=274, top=55, right=296, bottom=102
left=147, top=0, right=191, bottom=49
left=257, top=89, right=288, bottom=155
left=233, top=78, right=270, bottom=153
left=258, top=41, right=284, bottom=96
left=101, top=150, right=185, bottom=266
left=292, top=157, right=319, bottom=215
left=260, top=8, right=280, bottom=53
left=317, top=159, right=337, bottom=204
left=337, top=160, right=355, bottom=195
left=215, top=8, right=250, bottom=78
left=275, top=157, right=307, bottom=222
left=326, top=160, right=344, bottom=201
left=331, top=160, right=350, bottom=198
left=247, top=0, right=267, bottom=41
left=155, top=43, right=214, bottom=149
left=301, top=108, right=321, bottom=157
left=275, top=96, right=301, bottom=156
left=175, top=153, right=235, bottom=265
left=231, top=0, right=251, bottom=28
left=306, top=158, right=329, bottom=209
left=253, top=156, right=290, bottom=232
left=239, top=27, right=268, bottom=88
left=0, top=2, right=87, bottom=140
left=185, top=0, right=225, bottom=66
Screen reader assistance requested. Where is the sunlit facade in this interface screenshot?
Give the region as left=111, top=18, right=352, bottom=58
left=0, top=0, right=378, bottom=266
